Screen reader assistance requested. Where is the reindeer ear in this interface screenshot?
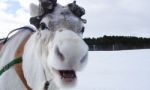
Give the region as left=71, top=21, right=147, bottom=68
left=22, top=33, right=47, bottom=89
left=30, top=3, right=40, bottom=17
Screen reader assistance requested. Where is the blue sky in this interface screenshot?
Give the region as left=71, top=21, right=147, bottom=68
left=4, top=0, right=21, bottom=14
left=0, top=0, right=150, bottom=38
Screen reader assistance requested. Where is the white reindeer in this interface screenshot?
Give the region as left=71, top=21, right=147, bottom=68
left=0, top=1, right=88, bottom=90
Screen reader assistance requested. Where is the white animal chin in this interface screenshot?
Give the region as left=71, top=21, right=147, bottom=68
left=51, top=67, right=77, bottom=88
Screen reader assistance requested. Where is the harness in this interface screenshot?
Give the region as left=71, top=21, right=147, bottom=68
left=0, top=57, right=22, bottom=76
left=0, top=57, right=50, bottom=90
left=3, top=26, right=35, bottom=44
left=0, top=27, right=50, bottom=90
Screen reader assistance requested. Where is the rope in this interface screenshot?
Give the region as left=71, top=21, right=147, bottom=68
left=0, top=57, right=22, bottom=76
left=3, top=26, right=35, bottom=44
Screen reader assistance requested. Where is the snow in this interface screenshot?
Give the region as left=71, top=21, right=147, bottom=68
left=62, top=49, right=150, bottom=90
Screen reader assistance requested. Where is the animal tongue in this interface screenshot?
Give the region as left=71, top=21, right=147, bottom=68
left=59, top=70, right=76, bottom=78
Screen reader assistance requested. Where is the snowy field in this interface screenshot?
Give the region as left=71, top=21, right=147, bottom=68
left=62, top=49, right=150, bottom=90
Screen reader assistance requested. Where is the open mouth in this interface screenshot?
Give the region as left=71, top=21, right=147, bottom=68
left=51, top=67, right=77, bottom=83
left=59, top=70, right=76, bottom=82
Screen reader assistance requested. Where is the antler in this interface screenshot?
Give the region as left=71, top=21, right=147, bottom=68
left=68, top=1, right=87, bottom=23
left=68, top=1, right=85, bottom=18
left=39, top=0, right=57, bottom=14
left=30, top=0, right=57, bottom=29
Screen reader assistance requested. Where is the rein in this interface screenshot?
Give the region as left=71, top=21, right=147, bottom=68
left=0, top=57, right=50, bottom=90
left=0, top=57, right=22, bottom=76
left=3, top=26, right=35, bottom=44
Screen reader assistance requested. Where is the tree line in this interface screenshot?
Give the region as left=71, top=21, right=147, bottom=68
left=84, top=35, right=150, bottom=51
left=1, top=36, right=150, bottom=51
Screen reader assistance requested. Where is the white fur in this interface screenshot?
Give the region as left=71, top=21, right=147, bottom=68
left=0, top=3, right=88, bottom=90
left=23, top=30, right=58, bottom=90
left=0, top=29, right=33, bottom=90
left=47, top=29, right=88, bottom=88
left=48, top=29, right=88, bottom=71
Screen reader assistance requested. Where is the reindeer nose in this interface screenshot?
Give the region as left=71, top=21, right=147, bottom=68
left=49, top=29, right=88, bottom=70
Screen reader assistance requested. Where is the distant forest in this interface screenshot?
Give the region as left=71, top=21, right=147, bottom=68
left=1, top=36, right=150, bottom=51
left=84, top=35, right=150, bottom=51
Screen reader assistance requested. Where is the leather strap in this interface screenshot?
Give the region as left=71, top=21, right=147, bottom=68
left=14, top=33, right=33, bottom=90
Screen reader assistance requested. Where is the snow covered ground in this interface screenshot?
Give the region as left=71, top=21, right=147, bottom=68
left=62, top=49, right=150, bottom=90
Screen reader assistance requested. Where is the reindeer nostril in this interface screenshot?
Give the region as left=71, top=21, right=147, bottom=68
left=81, top=53, right=88, bottom=63
left=55, top=46, right=65, bottom=61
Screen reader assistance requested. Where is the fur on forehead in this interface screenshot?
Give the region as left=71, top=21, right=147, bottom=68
left=40, top=5, right=84, bottom=32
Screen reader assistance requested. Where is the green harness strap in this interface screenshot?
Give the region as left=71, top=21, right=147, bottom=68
left=0, top=57, right=22, bottom=76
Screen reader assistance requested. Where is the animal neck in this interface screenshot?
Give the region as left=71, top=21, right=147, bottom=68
left=14, top=32, right=53, bottom=90
left=14, top=33, right=33, bottom=90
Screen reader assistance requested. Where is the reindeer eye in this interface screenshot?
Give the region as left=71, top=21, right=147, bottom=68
left=40, top=23, right=46, bottom=30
